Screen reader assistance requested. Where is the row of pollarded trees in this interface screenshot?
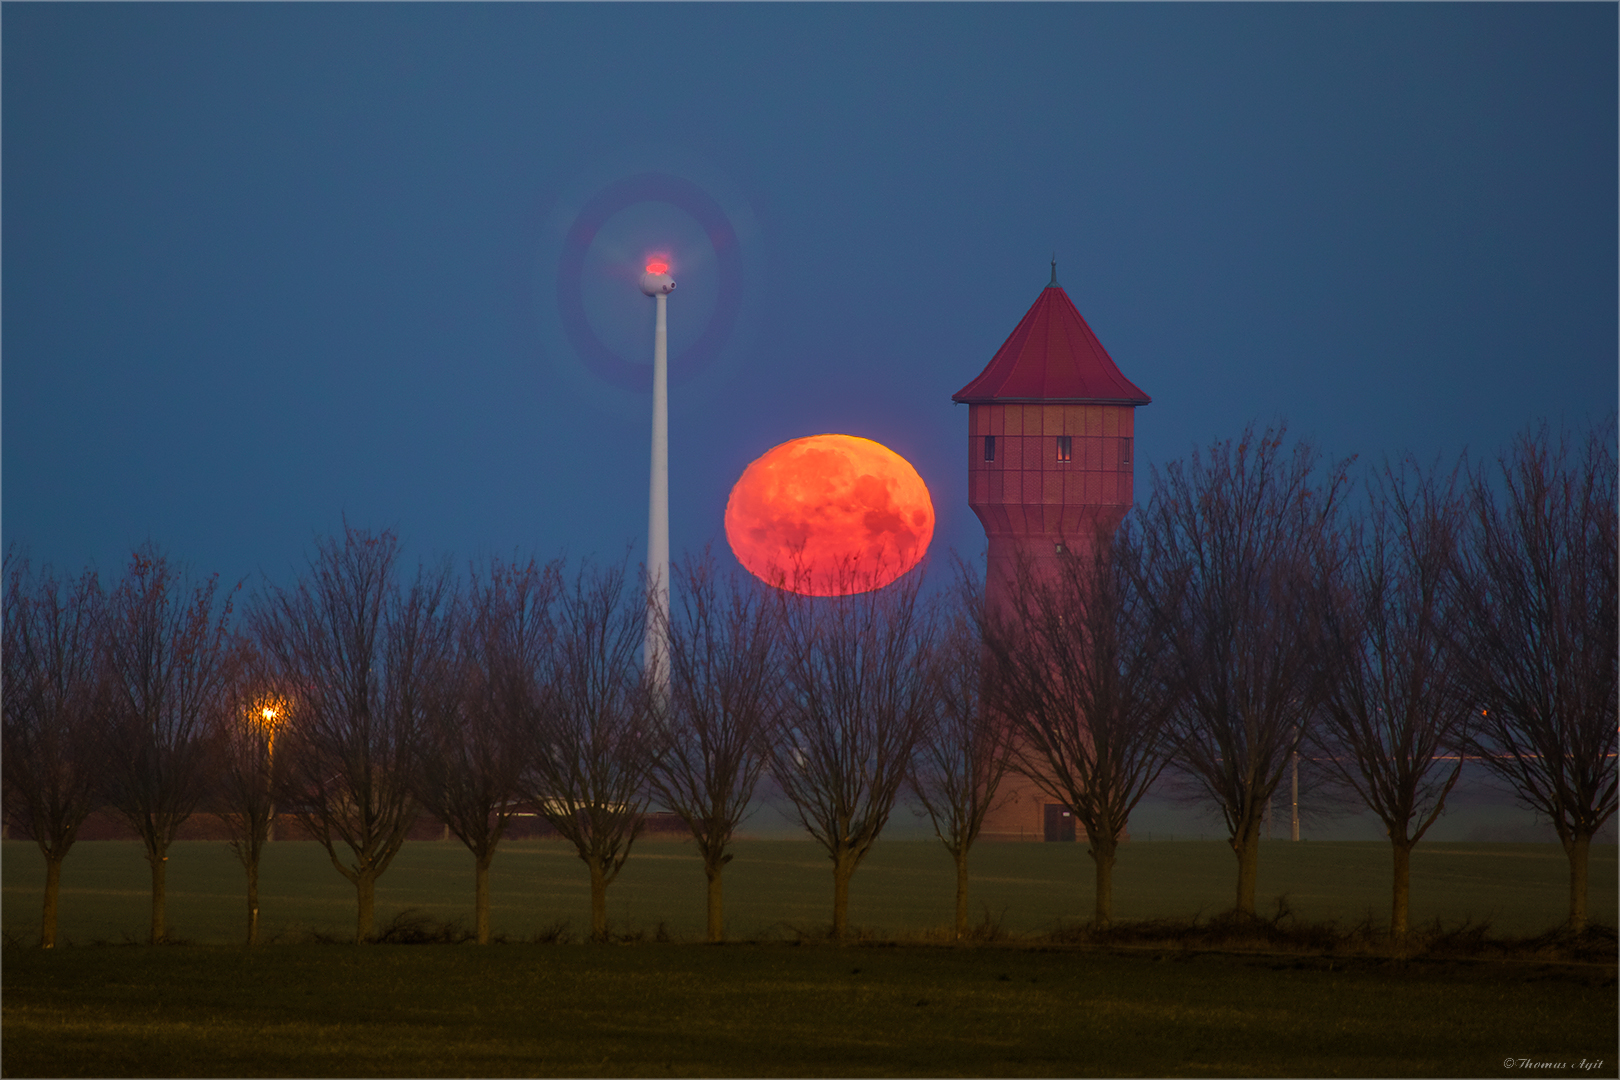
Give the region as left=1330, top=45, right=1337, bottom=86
left=3, top=549, right=238, bottom=948
left=985, top=420, right=1616, bottom=938
left=5, top=420, right=1613, bottom=949
left=2, top=526, right=944, bottom=948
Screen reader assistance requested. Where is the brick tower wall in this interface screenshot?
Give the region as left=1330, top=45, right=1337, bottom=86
left=965, top=400, right=1138, bottom=842
left=967, top=402, right=1136, bottom=612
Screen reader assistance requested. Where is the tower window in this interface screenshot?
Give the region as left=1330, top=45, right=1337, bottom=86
left=1055, top=435, right=1072, bottom=463
left=983, top=435, right=996, bottom=462
left=1120, top=437, right=1132, bottom=465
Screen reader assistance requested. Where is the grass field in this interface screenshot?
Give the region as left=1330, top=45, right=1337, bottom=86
left=3, top=839, right=1615, bottom=1078
left=0, top=940, right=1612, bottom=1078
left=4, top=837, right=1616, bottom=945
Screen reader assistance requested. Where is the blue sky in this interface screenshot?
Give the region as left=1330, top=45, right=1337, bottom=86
left=5, top=3, right=1614, bottom=842
left=6, top=4, right=1613, bottom=592
left=6, top=3, right=1613, bottom=594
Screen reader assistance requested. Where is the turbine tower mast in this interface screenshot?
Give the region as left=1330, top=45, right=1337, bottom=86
left=640, top=258, right=676, bottom=702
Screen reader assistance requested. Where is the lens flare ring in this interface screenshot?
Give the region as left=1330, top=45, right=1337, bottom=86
left=555, top=173, right=744, bottom=392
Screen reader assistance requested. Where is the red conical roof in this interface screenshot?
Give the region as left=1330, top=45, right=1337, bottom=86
left=953, top=280, right=1150, bottom=405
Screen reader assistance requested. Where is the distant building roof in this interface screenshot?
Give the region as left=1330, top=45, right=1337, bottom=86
left=952, top=273, right=1151, bottom=406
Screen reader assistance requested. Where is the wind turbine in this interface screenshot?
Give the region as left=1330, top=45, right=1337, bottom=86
left=640, top=257, right=676, bottom=702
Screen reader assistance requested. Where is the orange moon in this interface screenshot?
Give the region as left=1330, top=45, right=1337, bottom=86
left=724, top=434, right=935, bottom=596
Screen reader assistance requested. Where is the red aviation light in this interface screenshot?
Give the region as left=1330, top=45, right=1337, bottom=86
left=645, top=258, right=670, bottom=275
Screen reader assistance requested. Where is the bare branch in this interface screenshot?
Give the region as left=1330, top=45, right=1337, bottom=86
left=211, top=637, right=284, bottom=945
left=1312, top=456, right=1471, bottom=939
left=647, top=549, right=778, bottom=942
left=908, top=562, right=1015, bottom=938
left=251, top=524, right=450, bottom=943
left=100, top=544, right=236, bottom=943
left=2, top=560, right=107, bottom=948
left=983, top=527, right=1180, bottom=926
left=766, top=562, right=938, bottom=942
left=417, top=554, right=562, bottom=944
left=1135, top=423, right=1351, bottom=915
left=1455, top=421, right=1618, bottom=931
left=520, top=558, right=653, bottom=943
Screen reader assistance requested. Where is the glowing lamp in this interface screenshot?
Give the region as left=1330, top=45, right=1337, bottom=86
left=640, top=257, right=675, bottom=296
left=253, top=700, right=284, bottom=731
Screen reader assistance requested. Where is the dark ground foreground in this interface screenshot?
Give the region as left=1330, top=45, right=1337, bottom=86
left=2, top=940, right=1615, bottom=1078
left=3, top=840, right=1615, bottom=1077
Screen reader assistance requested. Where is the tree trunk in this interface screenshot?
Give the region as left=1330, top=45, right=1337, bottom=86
left=1232, top=823, right=1259, bottom=916
left=42, top=856, right=62, bottom=949
left=474, top=853, right=492, bottom=946
left=953, top=847, right=969, bottom=941
left=356, top=872, right=376, bottom=944
left=1390, top=839, right=1412, bottom=942
left=832, top=850, right=856, bottom=943
left=1565, top=831, right=1590, bottom=933
left=246, top=858, right=261, bottom=947
left=148, top=849, right=168, bottom=944
left=1090, top=835, right=1117, bottom=928
left=589, top=859, right=609, bottom=942
left=705, top=860, right=725, bottom=944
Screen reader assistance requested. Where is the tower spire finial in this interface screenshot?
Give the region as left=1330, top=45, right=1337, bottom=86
left=1049, top=252, right=1058, bottom=288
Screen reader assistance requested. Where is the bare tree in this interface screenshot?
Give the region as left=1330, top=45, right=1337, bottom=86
left=983, top=530, right=1181, bottom=928
left=521, top=559, right=654, bottom=943
left=1136, top=425, right=1351, bottom=916
left=253, top=525, right=451, bottom=944
left=1456, top=423, right=1617, bottom=932
left=99, top=545, right=236, bottom=943
left=909, top=565, right=1013, bottom=940
left=768, top=564, right=938, bottom=943
left=648, top=552, right=778, bottom=943
left=417, top=556, right=560, bottom=945
left=2, top=560, right=107, bottom=948
left=1313, top=459, right=1471, bottom=941
left=212, top=641, right=284, bottom=947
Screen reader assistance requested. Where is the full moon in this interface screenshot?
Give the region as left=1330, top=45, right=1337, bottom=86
left=724, top=434, right=935, bottom=596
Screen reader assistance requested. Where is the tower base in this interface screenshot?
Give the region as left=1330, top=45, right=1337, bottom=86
left=981, top=771, right=1130, bottom=845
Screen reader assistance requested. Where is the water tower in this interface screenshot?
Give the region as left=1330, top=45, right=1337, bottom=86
left=952, top=260, right=1151, bottom=840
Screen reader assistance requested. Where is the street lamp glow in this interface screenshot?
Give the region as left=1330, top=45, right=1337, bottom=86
left=251, top=697, right=287, bottom=844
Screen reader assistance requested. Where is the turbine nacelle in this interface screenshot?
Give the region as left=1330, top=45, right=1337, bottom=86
left=640, top=258, right=676, bottom=296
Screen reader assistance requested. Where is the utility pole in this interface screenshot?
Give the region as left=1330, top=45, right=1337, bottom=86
left=1290, top=749, right=1300, bottom=841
